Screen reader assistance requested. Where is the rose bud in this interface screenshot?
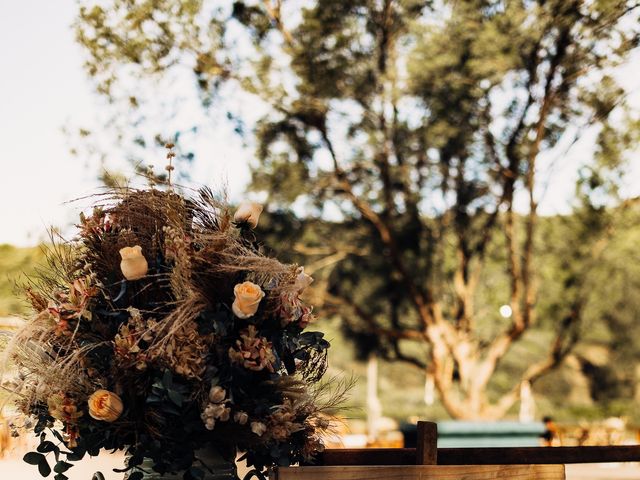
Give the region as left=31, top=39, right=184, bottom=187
left=88, top=390, right=123, bottom=422
left=119, top=245, right=148, bottom=280
left=234, top=201, right=263, bottom=229
left=251, top=421, right=267, bottom=437
left=209, top=385, right=226, bottom=403
left=294, top=267, right=313, bottom=293
left=232, top=281, right=265, bottom=319
left=234, top=411, right=249, bottom=425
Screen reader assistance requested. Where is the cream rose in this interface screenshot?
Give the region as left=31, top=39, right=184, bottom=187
left=119, top=245, right=148, bottom=280
left=232, top=281, right=265, bottom=319
left=88, top=390, right=123, bottom=422
left=234, top=201, right=263, bottom=229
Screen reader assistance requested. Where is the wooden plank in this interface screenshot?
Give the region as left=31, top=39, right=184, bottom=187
left=313, top=445, right=640, bottom=466
left=438, top=445, right=640, bottom=465
left=272, top=464, right=565, bottom=480
left=416, top=421, right=438, bottom=465
left=311, top=448, right=416, bottom=466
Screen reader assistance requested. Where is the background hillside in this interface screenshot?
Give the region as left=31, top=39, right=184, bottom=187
left=0, top=244, right=46, bottom=317
left=2, top=205, right=640, bottom=424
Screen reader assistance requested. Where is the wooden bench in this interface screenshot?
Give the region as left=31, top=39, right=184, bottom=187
left=271, top=421, right=640, bottom=479
left=272, top=464, right=564, bottom=479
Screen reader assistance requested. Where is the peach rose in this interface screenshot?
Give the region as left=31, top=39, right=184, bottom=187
left=234, top=201, right=263, bottom=229
left=232, top=281, right=265, bottom=319
left=88, top=390, right=123, bottom=422
left=119, top=245, right=148, bottom=280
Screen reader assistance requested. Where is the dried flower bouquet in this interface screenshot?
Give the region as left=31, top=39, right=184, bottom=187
left=7, top=184, right=339, bottom=480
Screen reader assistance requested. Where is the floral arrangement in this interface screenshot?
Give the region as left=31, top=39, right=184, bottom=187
left=7, top=175, right=340, bottom=479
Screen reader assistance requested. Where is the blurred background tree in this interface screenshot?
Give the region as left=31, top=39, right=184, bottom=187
left=71, top=0, right=640, bottom=419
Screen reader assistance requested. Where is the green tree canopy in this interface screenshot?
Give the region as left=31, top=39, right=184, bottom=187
left=75, top=0, right=640, bottom=418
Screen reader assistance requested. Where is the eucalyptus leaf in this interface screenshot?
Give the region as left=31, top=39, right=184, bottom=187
left=186, top=466, right=205, bottom=480
left=66, top=447, right=86, bottom=461
left=167, top=389, right=183, bottom=407
left=54, top=461, right=73, bottom=473
left=38, top=441, right=57, bottom=453
left=38, top=456, right=52, bottom=477
left=24, top=451, right=45, bottom=465
left=162, top=370, right=174, bottom=389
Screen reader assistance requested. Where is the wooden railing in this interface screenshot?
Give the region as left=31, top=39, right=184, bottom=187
left=272, top=421, right=640, bottom=480
left=315, top=444, right=640, bottom=465
left=273, top=464, right=564, bottom=480
left=315, top=420, right=640, bottom=465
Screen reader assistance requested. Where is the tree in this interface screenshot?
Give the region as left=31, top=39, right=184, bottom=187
left=75, top=0, right=640, bottom=419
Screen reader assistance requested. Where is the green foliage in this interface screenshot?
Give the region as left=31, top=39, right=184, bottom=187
left=0, top=244, right=46, bottom=316
left=76, top=0, right=206, bottom=96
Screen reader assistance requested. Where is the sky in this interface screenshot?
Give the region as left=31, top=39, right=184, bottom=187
left=0, top=1, right=252, bottom=246
left=0, top=1, right=639, bottom=247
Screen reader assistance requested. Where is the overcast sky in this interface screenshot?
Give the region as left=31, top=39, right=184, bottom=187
left=1, top=1, right=639, bottom=247
left=0, top=1, right=252, bottom=246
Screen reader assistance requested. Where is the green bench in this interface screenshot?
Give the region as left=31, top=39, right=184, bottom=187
left=402, top=421, right=545, bottom=448
left=437, top=421, right=546, bottom=447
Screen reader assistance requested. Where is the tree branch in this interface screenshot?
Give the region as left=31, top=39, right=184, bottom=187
left=487, top=305, right=582, bottom=419
left=261, top=0, right=295, bottom=46
left=293, top=243, right=369, bottom=275
left=478, top=6, right=579, bottom=391
left=324, top=292, right=425, bottom=342
left=320, top=130, right=440, bottom=330
left=375, top=0, right=396, bottom=219
left=522, top=0, right=581, bottom=330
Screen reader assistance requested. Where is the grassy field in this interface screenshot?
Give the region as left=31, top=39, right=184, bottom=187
left=0, top=244, right=46, bottom=317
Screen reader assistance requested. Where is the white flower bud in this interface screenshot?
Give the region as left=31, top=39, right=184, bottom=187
left=234, top=201, right=263, bottom=229
left=119, top=245, right=148, bottom=281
